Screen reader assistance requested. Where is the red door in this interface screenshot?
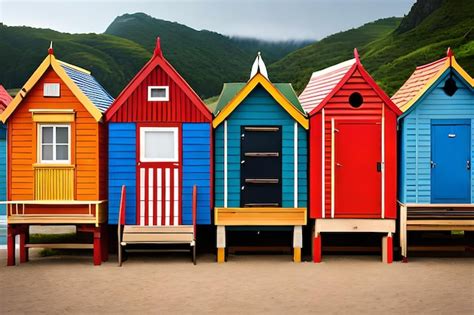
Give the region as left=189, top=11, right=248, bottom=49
left=137, top=125, right=181, bottom=226
left=334, top=120, right=381, bottom=217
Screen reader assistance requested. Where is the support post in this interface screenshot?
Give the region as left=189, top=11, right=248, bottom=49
left=7, top=225, right=16, bottom=266
left=217, top=225, right=226, bottom=263
left=93, top=226, right=102, bottom=266
left=101, top=225, right=109, bottom=262
left=293, top=225, right=302, bottom=263
left=400, top=204, right=408, bottom=262
left=313, top=230, right=322, bottom=263
left=19, top=225, right=28, bottom=263
left=382, top=233, right=393, bottom=264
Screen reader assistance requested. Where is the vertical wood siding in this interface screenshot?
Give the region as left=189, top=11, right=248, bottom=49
left=108, top=66, right=208, bottom=123
left=309, top=69, right=398, bottom=219
left=34, top=166, right=74, bottom=200
left=214, top=86, right=307, bottom=208
left=7, top=68, right=102, bottom=202
left=182, top=123, right=212, bottom=224
left=399, top=72, right=474, bottom=203
left=108, top=123, right=137, bottom=224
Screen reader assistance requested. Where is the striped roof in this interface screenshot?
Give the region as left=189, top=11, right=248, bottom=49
left=0, top=85, right=12, bottom=113
left=59, top=61, right=114, bottom=113
left=299, top=59, right=356, bottom=113
left=391, top=57, right=448, bottom=111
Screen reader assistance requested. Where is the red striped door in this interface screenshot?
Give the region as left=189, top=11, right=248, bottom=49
left=137, top=126, right=181, bottom=226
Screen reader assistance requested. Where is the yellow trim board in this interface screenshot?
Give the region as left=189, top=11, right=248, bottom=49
left=213, top=73, right=309, bottom=129
left=0, top=54, right=103, bottom=123
left=32, top=112, right=75, bottom=122
left=400, top=56, right=474, bottom=112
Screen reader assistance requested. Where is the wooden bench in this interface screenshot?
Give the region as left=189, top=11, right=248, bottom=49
left=399, top=203, right=474, bottom=261
left=117, top=185, right=197, bottom=266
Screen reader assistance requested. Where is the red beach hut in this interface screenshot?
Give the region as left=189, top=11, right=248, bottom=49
left=299, top=49, right=402, bottom=263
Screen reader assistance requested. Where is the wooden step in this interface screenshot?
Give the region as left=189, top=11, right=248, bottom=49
left=122, top=225, right=194, bottom=245
left=25, top=243, right=93, bottom=249
left=123, top=225, right=193, bottom=233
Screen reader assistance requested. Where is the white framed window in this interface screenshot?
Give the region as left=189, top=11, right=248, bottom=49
left=140, top=127, right=179, bottom=162
left=43, top=83, right=61, bottom=97
left=38, top=124, right=71, bottom=164
left=148, top=86, right=169, bottom=101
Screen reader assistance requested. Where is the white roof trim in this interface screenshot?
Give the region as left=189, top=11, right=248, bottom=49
left=310, top=58, right=356, bottom=79
left=250, top=52, right=269, bottom=80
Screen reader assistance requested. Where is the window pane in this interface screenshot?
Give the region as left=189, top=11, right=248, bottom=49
left=150, top=88, right=167, bottom=99
left=56, top=145, right=68, bottom=160
left=144, top=131, right=175, bottom=160
left=56, top=127, right=69, bottom=144
left=42, top=127, right=54, bottom=144
left=42, top=144, right=53, bottom=161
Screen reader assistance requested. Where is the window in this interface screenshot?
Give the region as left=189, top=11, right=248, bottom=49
left=349, top=92, right=363, bottom=108
left=148, top=86, right=169, bottom=101
left=43, top=83, right=60, bottom=97
left=140, top=127, right=178, bottom=162
left=39, top=125, right=70, bottom=163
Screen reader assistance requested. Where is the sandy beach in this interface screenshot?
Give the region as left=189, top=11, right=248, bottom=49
left=0, top=250, right=473, bottom=314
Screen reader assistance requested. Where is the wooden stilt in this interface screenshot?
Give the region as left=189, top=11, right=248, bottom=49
left=7, top=225, right=16, bottom=266
left=217, top=248, right=225, bottom=263
left=101, top=225, right=109, bottom=262
left=313, top=233, right=322, bottom=263
left=93, top=226, right=102, bottom=266
left=293, top=247, right=301, bottom=263
left=19, top=226, right=28, bottom=263
left=382, top=233, right=393, bottom=264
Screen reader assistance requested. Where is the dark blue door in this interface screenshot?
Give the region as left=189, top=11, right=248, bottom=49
left=431, top=120, right=471, bottom=203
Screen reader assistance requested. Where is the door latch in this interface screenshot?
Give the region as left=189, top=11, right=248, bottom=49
left=430, top=161, right=436, bottom=168
left=467, top=160, right=471, bottom=170
left=241, top=186, right=245, bottom=191
left=376, top=162, right=382, bottom=172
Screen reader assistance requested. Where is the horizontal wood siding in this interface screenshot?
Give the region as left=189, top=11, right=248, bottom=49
left=108, top=123, right=136, bottom=224
left=108, top=65, right=208, bottom=123
left=8, top=68, right=101, bottom=204
left=215, top=85, right=307, bottom=209
left=311, top=69, right=398, bottom=219
left=400, top=72, right=474, bottom=203
left=182, top=123, right=212, bottom=224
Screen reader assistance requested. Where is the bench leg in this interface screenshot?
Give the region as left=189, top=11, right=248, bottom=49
left=293, top=226, right=302, bottom=263
left=7, top=225, right=15, bottom=266
left=382, top=233, right=393, bottom=264
left=93, top=226, right=102, bottom=266
left=313, top=232, right=322, bottom=263
left=400, top=205, right=408, bottom=263
left=192, top=244, right=197, bottom=265
left=217, top=226, right=226, bottom=263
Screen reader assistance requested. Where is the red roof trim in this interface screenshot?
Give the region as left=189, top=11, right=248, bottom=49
left=308, top=61, right=402, bottom=116
left=105, top=43, right=212, bottom=122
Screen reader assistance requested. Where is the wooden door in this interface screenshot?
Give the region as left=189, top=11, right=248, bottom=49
left=240, top=126, right=282, bottom=207
left=334, top=120, right=381, bottom=217
left=137, top=126, right=181, bottom=226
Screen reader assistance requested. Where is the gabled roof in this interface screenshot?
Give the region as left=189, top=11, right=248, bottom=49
left=391, top=49, right=474, bottom=112
left=0, top=47, right=113, bottom=123
left=105, top=38, right=212, bottom=121
left=299, top=49, right=402, bottom=116
left=213, top=72, right=308, bottom=129
left=0, top=85, right=12, bottom=114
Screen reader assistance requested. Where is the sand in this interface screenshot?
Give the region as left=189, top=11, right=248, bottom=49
left=0, top=250, right=473, bottom=314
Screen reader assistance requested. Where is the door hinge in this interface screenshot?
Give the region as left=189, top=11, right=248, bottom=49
left=430, top=161, right=436, bottom=168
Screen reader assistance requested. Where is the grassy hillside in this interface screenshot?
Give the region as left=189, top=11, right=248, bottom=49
left=104, top=13, right=310, bottom=98
left=0, top=24, right=151, bottom=97
left=269, top=0, right=474, bottom=96
left=268, top=17, right=401, bottom=93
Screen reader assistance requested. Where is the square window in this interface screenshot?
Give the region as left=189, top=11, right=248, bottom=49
left=148, top=86, right=169, bottom=101
left=39, top=124, right=70, bottom=163
left=43, top=83, right=60, bottom=97
left=140, top=127, right=178, bottom=162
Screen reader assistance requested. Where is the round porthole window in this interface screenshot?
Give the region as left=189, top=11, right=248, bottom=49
left=349, top=92, right=363, bottom=108
left=443, top=78, right=458, bottom=96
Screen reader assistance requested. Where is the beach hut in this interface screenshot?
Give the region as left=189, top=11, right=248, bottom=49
left=392, top=48, right=474, bottom=261
left=105, top=38, right=213, bottom=265
left=0, top=44, right=114, bottom=265
left=0, top=85, right=12, bottom=247
left=299, top=49, right=402, bottom=263
left=213, top=53, right=308, bottom=263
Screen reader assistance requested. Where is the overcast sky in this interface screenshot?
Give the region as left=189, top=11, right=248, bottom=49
left=0, top=0, right=415, bottom=41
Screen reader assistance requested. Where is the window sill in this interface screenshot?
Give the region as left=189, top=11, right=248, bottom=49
left=33, top=164, right=75, bottom=169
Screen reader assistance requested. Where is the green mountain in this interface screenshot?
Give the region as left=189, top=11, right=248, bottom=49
left=270, top=0, right=474, bottom=96
left=104, top=13, right=310, bottom=98
left=0, top=14, right=309, bottom=98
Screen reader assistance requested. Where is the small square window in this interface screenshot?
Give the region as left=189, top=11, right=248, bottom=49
left=39, top=124, right=70, bottom=164
left=148, top=86, right=169, bottom=101
left=44, top=83, right=60, bottom=97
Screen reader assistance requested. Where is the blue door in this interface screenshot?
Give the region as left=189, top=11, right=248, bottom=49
left=431, top=120, right=471, bottom=203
